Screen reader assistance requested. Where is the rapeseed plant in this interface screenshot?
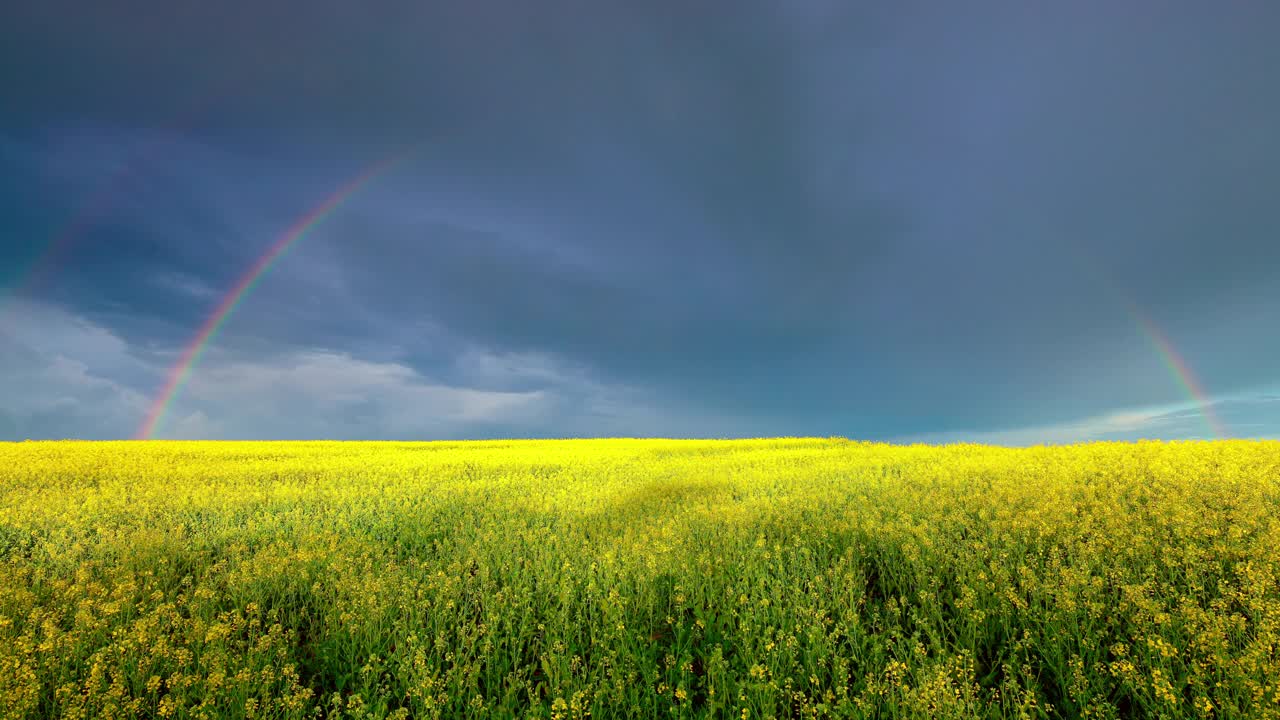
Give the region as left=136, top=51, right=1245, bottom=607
left=0, top=439, right=1278, bottom=718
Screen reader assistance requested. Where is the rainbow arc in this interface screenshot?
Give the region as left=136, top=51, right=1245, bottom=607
left=135, top=149, right=416, bottom=439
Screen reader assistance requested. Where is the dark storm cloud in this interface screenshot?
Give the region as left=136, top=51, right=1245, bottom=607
left=2, top=1, right=1279, bottom=439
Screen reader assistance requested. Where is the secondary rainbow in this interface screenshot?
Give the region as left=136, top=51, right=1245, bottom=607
left=1, top=89, right=226, bottom=324
left=1, top=146, right=178, bottom=327
left=136, top=150, right=415, bottom=439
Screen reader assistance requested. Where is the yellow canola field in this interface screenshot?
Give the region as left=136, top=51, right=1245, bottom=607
left=1, top=439, right=1279, bottom=719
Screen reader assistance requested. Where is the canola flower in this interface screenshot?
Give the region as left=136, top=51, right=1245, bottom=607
left=1, top=438, right=1279, bottom=719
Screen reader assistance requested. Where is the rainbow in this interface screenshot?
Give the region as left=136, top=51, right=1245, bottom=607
left=1, top=89, right=226, bottom=322
left=0, top=146, right=170, bottom=326
left=1122, top=298, right=1228, bottom=439
left=1061, top=245, right=1228, bottom=439
left=135, top=150, right=415, bottom=439
left=2, top=189, right=110, bottom=309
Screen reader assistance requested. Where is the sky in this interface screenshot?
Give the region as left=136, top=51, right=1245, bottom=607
left=2, top=1, right=1279, bottom=443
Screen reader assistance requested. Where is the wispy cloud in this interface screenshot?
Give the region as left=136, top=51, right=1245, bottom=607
left=898, top=394, right=1280, bottom=446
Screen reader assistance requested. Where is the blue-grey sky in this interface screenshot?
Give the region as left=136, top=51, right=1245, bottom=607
left=2, top=1, right=1278, bottom=442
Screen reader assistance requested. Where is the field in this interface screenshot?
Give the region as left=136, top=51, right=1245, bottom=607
left=2, top=439, right=1279, bottom=719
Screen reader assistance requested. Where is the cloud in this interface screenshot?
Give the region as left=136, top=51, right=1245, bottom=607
left=158, top=346, right=778, bottom=440
left=898, top=393, right=1280, bottom=446
left=2, top=3, right=1279, bottom=440
left=4, top=299, right=1277, bottom=442
left=153, top=350, right=550, bottom=439
left=0, top=302, right=151, bottom=439
left=1, top=300, right=733, bottom=441
left=147, top=271, right=218, bottom=300
left=895, top=407, right=1178, bottom=446
left=0, top=288, right=776, bottom=441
